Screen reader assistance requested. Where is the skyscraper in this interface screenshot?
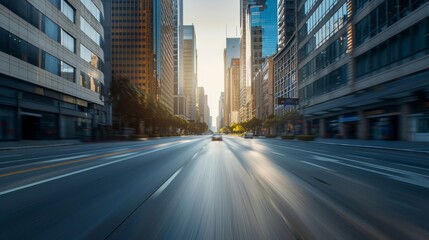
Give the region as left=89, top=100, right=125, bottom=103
left=224, top=38, right=240, bottom=126
left=183, top=25, right=198, bottom=121
left=0, top=0, right=107, bottom=140
left=112, top=0, right=156, bottom=96
left=173, top=0, right=183, bottom=96
left=154, top=0, right=175, bottom=113
left=112, top=0, right=174, bottom=113
left=229, top=58, right=241, bottom=124
left=245, top=0, right=278, bottom=119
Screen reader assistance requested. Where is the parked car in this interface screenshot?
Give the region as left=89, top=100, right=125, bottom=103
left=212, top=133, right=222, bottom=141
left=244, top=132, right=254, bottom=139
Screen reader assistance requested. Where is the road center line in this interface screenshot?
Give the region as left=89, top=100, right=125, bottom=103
left=0, top=141, right=193, bottom=196
left=150, top=167, right=182, bottom=199
left=41, top=155, right=92, bottom=164
left=301, top=161, right=334, bottom=172
left=271, top=151, right=285, bottom=157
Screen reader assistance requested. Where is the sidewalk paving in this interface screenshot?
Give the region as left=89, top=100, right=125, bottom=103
left=313, top=138, right=429, bottom=154
left=0, top=139, right=82, bottom=151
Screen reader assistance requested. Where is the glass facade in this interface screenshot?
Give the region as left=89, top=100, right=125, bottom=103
left=249, top=0, right=278, bottom=58
left=80, top=72, right=101, bottom=93
left=299, top=65, right=348, bottom=99
left=299, top=3, right=348, bottom=59
left=355, top=0, right=428, bottom=46
left=80, top=44, right=102, bottom=69
left=61, top=0, right=76, bottom=23
left=299, top=0, right=339, bottom=41
left=356, top=18, right=429, bottom=78
left=300, top=34, right=347, bottom=82
left=0, top=27, right=78, bottom=83
left=80, top=16, right=101, bottom=46
left=61, top=29, right=75, bottom=53
left=61, top=61, right=75, bottom=82
left=80, top=0, right=101, bottom=21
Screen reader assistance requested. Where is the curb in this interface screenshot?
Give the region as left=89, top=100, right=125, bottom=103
left=315, top=142, right=429, bottom=154
left=0, top=143, right=79, bottom=151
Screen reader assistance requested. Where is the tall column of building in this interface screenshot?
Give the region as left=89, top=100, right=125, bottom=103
left=182, top=25, right=197, bottom=121
left=112, top=0, right=155, bottom=95
left=245, top=0, right=277, bottom=120
left=224, top=38, right=240, bottom=126
left=155, top=0, right=175, bottom=113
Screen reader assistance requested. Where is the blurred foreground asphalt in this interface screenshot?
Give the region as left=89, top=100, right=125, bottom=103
left=0, top=136, right=428, bottom=239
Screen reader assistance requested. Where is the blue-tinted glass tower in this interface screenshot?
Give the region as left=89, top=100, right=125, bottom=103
left=245, top=0, right=278, bottom=118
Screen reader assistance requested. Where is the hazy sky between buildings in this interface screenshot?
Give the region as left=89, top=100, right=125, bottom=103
left=184, top=0, right=240, bottom=128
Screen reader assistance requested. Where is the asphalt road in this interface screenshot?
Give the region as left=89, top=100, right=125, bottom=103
left=0, top=136, right=428, bottom=239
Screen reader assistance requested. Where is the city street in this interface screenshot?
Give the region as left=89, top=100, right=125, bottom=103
left=0, top=136, right=428, bottom=239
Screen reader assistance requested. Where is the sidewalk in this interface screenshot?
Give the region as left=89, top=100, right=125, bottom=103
left=0, top=139, right=82, bottom=151
left=314, top=138, right=429, bottom=154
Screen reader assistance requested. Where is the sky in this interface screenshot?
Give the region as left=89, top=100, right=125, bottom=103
left=184, top=0, right=240, bottom=129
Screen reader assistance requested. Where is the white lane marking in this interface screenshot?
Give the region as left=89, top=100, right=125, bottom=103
left=346, top=155, right=373, bottom=160
left=112, top=148, right=130, bottom=152
left=150, top=167, right=182, bottom=199
left=41, top=154, right=91, bottom=164
left=192, top=153, right=198, bottom=160
left=312, top=155, right=339, bottom=162
left=0, top=155, right=21, bottom=159
left=0, top=141, right=194, bottom=196
left=105, top=153, right=135, bottom=159
left=271, top=152, right=285, bottom=157
left=268, top=143, right=429, bottom=189
left=302, top=161, right=334, bottom=172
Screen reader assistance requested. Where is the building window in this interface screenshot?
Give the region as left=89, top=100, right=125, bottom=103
left=80, top=16, right=101, bottom=46
left=42, top=52, right=60, bottom=76
left=80, top=72, right=91, bottom=89
left=61, top=61, right=75, bottom=82
left=80, top=0, right=101, bottom=21
left=80, top=44, right=101, bottom=69
left=42, top=16, right=60, bottom=42
left=61, top=0, right=75, bottom=23
left=417, top=118, right=429, bottom=133
left=61, top=29, right=75, bottom=53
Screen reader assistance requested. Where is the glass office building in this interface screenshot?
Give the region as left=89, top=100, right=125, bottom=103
left=297, top=0, right=429, bottom=141
left=245, top=0, right=278, bottom=119
left=0, top=0, right=107, bottom=140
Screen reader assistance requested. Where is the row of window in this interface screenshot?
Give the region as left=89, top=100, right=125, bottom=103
left=49, top=0, right=76, bottom=23
left=0, top=27, right=75, bottom=83
left=80, top=16, right=101, bottom=46
left=355, top=0, right=428, bottom=46
left=356, top=18, right=429, bottom=78
left=299, top=0, right=339, bottom=38
left=0, top=0, right=76, bottom=53
left=298, top=0, right=318, bottom=17
left=299, top=65, right=348, bottom=100
left=300, top=34, right=347, bottom=82
left=299, top=3, right=348, bottom=60
left=80, top=0, right=101, bottom=21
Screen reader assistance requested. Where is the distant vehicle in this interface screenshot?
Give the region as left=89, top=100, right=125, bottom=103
left=244, top=132, right=254, bottom=139
left=212, top=133, right=222, bottom=141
